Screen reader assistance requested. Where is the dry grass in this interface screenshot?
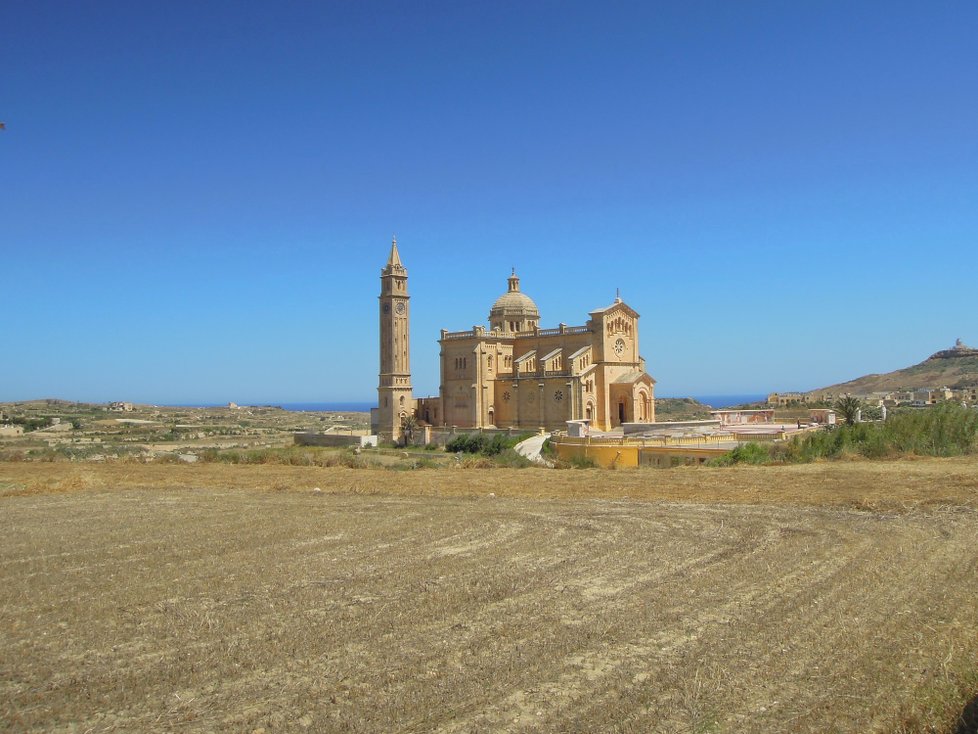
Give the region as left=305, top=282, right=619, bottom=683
left=1, top=459, right=977, bottom=733
left=2, top=455, right=977, bottom=511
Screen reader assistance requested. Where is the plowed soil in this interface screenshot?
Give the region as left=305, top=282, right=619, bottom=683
left=1, top=460, right=977, bottom=733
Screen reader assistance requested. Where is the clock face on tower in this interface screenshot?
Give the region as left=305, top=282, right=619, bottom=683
left=614, top=338, right=625, bottom=357
left=395, top=302, right=405, bottom=315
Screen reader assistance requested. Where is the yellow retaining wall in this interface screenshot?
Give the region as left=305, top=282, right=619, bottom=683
left=639, top=447, right=727, bottom=468
left=553, top=441, right=640, bottom=468
left=553, top=437, right=731, bottom=469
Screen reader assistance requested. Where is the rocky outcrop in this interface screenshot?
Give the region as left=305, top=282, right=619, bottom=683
left=928, top=339, right=978, bottom=361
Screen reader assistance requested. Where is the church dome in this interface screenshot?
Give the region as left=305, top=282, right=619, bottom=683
left=489, top=270, right=540, bottom=333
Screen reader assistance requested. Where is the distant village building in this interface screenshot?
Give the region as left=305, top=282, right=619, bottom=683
left=767, top=392, right=815, bottom=406
left=953, top=386, right=978, bottom=404
left=372, top=239, right=657, bottom=441
left=108, top=402, right=134, bottom=412
left=710, top=409, right=775, bottom=426
left=808, top=409, right=837, bottom=425
left=912, top=387, right=954, bottom=406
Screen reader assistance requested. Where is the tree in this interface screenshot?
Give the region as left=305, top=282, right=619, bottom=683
left=834, top=396, right=862, bottom=425
left=400, top=414, right=419, bottom=446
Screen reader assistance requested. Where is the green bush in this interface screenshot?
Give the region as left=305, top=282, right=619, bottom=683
left=774, top=403, right=978, bottom=463
left=445, top=432, right=532, bottom=456
left=708, top=442, right=771, bottom=466
left=885, top=403, right=978, bottom=456
left=8, top=416, right=54, bottom=432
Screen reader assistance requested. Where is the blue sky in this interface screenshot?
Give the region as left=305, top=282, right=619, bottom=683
left=3, top=1, right=976, bottom=404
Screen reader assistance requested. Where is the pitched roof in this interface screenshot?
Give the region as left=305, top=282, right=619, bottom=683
left=589, top=299, right=640, bottom=319
left=612, top=370, right=656, bottom=385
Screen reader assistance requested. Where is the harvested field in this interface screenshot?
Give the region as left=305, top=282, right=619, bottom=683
left=2, top=460, right=978, bottom=733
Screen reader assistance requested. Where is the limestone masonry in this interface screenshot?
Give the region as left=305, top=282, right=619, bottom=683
left=373, top=239, right=657, bottom=442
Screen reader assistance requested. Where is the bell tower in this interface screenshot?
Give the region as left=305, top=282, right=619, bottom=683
left=377, top=236, right=413, bottom=442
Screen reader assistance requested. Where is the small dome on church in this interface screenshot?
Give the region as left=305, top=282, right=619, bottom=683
left=489, top=270, right=540, bottom=332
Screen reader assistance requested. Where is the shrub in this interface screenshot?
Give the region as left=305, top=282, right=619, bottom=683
left=781, top=403, right=978, bottom=462
left=708, top=442, right=771, bottom=466
left=9, top=416, right=54, bottom=432
left=445, top=432, right=533, bottom=457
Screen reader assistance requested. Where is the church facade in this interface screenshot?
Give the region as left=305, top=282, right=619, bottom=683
left=374, top=239, right=656, bottom=441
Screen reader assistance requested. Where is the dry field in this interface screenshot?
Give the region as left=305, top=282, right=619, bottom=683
left=2, top=459, right=978, bottom=733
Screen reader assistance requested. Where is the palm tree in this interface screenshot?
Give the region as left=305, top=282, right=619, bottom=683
left=400, top=414, right=419, bottom=446
left=834, top=396, right=862, bottom=425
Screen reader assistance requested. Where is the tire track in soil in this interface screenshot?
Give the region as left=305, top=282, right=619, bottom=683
left=3, top=492, right=978, bottom=733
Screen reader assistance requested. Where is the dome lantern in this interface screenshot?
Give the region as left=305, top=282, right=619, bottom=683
left=489, top=270, right=540, bottom=334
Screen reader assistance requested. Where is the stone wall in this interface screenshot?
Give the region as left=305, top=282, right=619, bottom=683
left=293, top=433, right=377, bottom=448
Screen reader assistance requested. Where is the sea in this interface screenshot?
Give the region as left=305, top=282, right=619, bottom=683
left=169, top=395, right=766, bottom=412
left=669, top=394, right=768, bottom=409
left=266, top=395, right=768, bottom=412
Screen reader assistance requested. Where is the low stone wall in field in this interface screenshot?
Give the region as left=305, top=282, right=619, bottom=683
left=293, top=432, right=378, bottom=448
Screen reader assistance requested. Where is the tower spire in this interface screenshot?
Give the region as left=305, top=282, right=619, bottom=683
left=388, top=234, right=403, bottom=268
left=376, top=238, right=412, bottom=443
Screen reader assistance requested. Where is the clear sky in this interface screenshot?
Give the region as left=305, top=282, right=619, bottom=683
left=3, top=1, right=976, bottom=404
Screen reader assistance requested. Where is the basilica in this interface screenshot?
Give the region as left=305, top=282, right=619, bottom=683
left=373, top=239, right=656, bottom=442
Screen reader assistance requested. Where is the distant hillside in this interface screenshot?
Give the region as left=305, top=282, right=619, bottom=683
left=654, top=397, right=713, bottom=421
left=808, top=340, right=978, bottom=396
